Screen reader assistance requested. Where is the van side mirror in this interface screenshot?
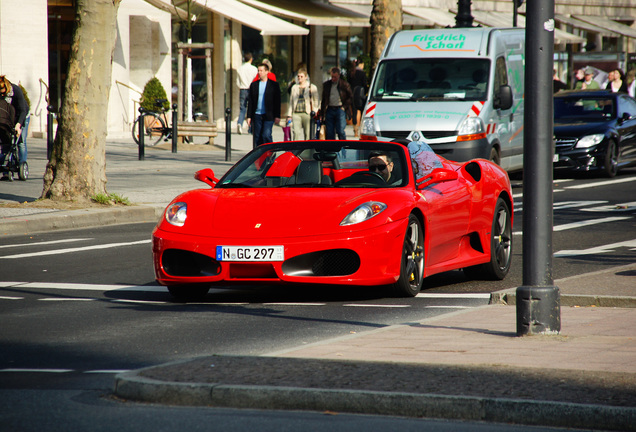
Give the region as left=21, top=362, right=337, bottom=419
left=494, top=84, right=513, bottom=110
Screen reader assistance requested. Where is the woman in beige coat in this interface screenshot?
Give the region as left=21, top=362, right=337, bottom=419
left=286, top=68, right=319, bottom=140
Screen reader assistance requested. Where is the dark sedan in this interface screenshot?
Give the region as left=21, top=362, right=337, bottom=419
left=553, top=90, right=636, bottom=177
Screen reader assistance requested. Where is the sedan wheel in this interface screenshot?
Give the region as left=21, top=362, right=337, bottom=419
left=464, top=198, right=512, bottom=280
left=603, top=140, right=619, bottom=178
left=392, top=215, right=425, bottom=297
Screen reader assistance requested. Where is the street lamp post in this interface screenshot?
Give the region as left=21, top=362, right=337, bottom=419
left=517, top=0, right=561, bottom=335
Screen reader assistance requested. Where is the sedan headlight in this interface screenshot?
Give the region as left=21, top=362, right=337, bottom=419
left=165, top=202, right=187, bottom=226
left=576, top=134, right=605, bottom=148
left=340, top=201, right=387, bottom=226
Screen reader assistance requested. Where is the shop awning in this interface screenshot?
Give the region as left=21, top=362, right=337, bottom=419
left=192, top=0, right=308, bottom=36
left=555, top=14, right=617, bottom=37
left=572, top=15, right=636, bottom=39
left=144, top=0, right=188, bottom=20
left=469, top=10, right=586, bottom=44
left=239, top=0, right=369, bottom=27
left=330, top=2, right=430, bottom=27
left=402, top=7, right=457, bottom=28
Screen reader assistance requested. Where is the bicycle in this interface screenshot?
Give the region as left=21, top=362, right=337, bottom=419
left=0, top=131, right=28, bottom=181
left=131, top=98, right=174, bottom=146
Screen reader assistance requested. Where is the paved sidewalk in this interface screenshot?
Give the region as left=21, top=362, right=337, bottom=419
left=3, top=128, right=636, bottom=430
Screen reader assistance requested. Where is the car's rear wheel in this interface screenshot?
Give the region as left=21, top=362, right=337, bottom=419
left=167, top=285, right=210, bottom=302
left=603, top=140, right=619, bottom=178
left=489, top=147, right=501, bottom=166
left=392, top=214, right=424, bottom=297
left=463, top=198, right=512, bottom=280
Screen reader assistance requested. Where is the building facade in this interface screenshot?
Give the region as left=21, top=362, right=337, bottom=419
left=1, top=0, right=636, bottom=140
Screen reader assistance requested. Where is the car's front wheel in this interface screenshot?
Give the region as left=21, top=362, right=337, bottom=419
left=603, top=140, right=619, bottom=178
left=464, top=198, right=512, bottom=280
left=167, top=285, right=210, bottom=302
left=392, top=214, right=425, bottom=297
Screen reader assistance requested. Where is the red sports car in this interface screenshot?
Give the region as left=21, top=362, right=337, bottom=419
left=152, top=139, right=513, bottom=300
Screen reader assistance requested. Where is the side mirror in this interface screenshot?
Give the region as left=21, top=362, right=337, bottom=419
left=494, top=84, right=513, bottom=110
left=194, top=168, right=218, bottom=187
left=416, top=168, right=459, bottom=189
left=619, top=112, right=632, bottom=124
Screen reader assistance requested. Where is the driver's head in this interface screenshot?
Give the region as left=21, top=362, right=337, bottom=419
left=368, top=152, right=393, bottom=182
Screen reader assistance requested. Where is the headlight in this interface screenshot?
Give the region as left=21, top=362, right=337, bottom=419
left=165, top=202, right=187, bottom=226
left=576, top=134, right=604, bottom=148
left=340, top=201, right=387, bottom=226
left=361, top=117, right=376, bottom=136
left=457, top=117, right=486, bottom=141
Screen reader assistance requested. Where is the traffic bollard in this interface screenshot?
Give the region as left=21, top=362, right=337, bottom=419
left=310, top=111, right=316, bottom=141
left=46, top=105, right=55, bottom=160
left=138, top=107, right=145, bottom=161
left=225, top=107, right=231, bottom=161
left=172, top=104, right=178, bottom=153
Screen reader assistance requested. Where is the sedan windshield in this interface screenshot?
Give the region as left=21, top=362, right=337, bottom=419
left=554, top=97, right=615, bottom=122
left=369, top=58, right=490, bottom=102
left=217, top=141, right=409, bottom=188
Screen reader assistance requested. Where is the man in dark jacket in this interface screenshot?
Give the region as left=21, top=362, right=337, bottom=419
left=320, top=67, right=353, bottom=140
left=247, top=63, right=281, bottom=148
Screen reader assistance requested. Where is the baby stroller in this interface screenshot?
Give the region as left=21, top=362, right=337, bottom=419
left=0, top=131, right=28, bottom=181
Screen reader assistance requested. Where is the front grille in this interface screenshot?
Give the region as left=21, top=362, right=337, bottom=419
left=555, top=137, right=577, bottom=151
left=379, top=131, right=456, bottom=140
left=162, top=249, right=221, bottom=277
left=282, top=249, right=361, bottom=277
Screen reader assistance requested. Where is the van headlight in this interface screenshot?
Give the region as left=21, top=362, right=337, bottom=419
left=457, top=117, right=486, bottom=141
left=576, top=134, right=604, bottom=148
left=361, top=117, right=376, bottom=136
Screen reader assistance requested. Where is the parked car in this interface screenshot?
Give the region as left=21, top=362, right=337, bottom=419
left=553, top=90, right=636, bottom=177
left=152, top=139, right=514, bottom=301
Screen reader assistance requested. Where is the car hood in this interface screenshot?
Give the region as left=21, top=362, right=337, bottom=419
left=553, top=121, right=611, bottom=137
left=159, top=187, right=412, bottom=239
left=372, top=101, right=475, bottom=133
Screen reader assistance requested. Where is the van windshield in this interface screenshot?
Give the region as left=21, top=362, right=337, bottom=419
left=369, top=59, right=490, bottom=102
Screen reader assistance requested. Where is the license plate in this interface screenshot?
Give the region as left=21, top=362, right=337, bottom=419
left=216, top=246, right=284, bottom=262
left=553, top=153, right=559, bottom=162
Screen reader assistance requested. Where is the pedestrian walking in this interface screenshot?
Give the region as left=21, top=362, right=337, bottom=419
left=247, top=63, right=281, bottom=148
left=236, top=52, right=258, bottom=135
left=320, top=67, right=353, bottom=140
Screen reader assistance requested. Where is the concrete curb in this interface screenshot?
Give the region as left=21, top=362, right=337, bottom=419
left=1, top=205, right=163, bottom=236
left=113, top=367, right=636, bottom=431
left=491, top=289, right=636, bottom=308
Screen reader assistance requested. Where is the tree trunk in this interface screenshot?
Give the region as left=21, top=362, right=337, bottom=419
left=42, top=0, right=122, bottom=202
left=370, top=0, right=402, bottom=76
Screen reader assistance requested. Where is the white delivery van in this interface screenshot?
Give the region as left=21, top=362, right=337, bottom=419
left=360, top=27, right=525, bottom=172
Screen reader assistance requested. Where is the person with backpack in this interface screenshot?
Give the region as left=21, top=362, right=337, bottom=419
left=347, top=58, right=368, bottom=138
left=0, top=75, right=29, bottom=179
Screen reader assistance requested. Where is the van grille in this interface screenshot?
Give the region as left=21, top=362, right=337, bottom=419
left=379, top=131, right=457, bottom=140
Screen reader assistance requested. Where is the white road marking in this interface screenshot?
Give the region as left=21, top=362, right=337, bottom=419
left=343, top=304, right=411, bottom=308
left=555, top=238, right=636, bottom=257
left=111, top=299, right=168, bottom=305
left=0, top=238, right=92, bottom=249
left=263, top=303, right=327, bottom=306
left=416, top=293, right=490, bottom=299
left=565, top=176, right=636, bottom=190
left=514, top=216, right=631, bottom=235
left=39, top=298, right=96, bottom=302
left=0, top=239, right=151, bottom=259
left=0, top=295, right=23, bottom=300
left=0, top=282, right=165, bottom=292
left=0, top=369, right=73, bottom=373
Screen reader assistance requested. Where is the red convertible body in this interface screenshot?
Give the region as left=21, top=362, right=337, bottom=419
left=152, top=140, right=513, bottom=300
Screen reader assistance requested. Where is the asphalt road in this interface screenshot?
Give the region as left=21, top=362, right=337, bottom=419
left=1, top=168, right=635, bottom=431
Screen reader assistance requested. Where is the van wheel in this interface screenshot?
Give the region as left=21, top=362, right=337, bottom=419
left=489, top=147, right=501, bottom=166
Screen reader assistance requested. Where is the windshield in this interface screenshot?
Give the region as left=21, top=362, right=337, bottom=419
left=554, top=97, right=615, bottom=122
left=369, top=58, right=490, bottom=102
left=217, top=141, right=409, bottom=189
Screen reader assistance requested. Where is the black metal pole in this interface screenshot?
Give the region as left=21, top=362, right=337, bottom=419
left=310, top=111, right=316, bottom=140
left=517, top=0, right=561, bottom=335
left=46, top=105, right=54, bottom=160
left=172, top=103, right=178, bottom=153
left=138, top=107, right=145, bottom=161
left=225, top=107, right=231, bottom=161
left=455, top=0, right=474, bottom=28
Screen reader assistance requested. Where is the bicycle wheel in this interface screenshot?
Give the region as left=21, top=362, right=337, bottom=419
left=132, top=113, right=166, bottom=146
